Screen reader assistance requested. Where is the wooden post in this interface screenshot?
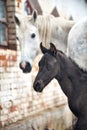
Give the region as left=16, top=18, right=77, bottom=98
left=26, top=0, right=33, bottom=13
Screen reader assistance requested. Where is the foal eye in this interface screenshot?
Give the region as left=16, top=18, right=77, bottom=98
left=47, top=64, right=52, bottom=71
left=31, top=33, right=36, bottom=38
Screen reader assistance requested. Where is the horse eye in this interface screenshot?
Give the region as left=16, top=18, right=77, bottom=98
left=16, top=36, right=19, bottom=40
left=31, top=33, right=36, bottom=38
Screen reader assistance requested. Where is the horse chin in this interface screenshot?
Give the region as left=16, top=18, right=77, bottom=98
left=33, top=79, right=52, bottom=92
left=22, top=69, right=31, bottom=73
left=34, top=85, right=44, bottom=93
left=21, top=66, right=32, bottom=73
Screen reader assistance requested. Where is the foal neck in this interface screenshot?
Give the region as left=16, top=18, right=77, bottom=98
left=55, top=50, right=83, bottom=97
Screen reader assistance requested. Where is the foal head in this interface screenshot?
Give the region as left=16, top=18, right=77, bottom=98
left=33, top=43, right=59, bottom=92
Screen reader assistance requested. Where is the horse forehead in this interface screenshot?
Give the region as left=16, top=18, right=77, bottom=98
left=44, top=53, right=57, bottom=63
left=21, top=16, right=32, bottom=24
left=19, top=17, right=36, bottom=32
left=18, top=23, right=37, bottom=36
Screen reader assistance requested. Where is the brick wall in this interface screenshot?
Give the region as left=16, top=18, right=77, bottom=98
left=0, top=50, right=68, bottom=127
left=7, top=0, right=16, bottom=50
left=0, top=0, right=71, bottom=128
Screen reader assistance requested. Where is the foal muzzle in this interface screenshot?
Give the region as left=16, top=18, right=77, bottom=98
left=33, top=80, right=44, bottom=92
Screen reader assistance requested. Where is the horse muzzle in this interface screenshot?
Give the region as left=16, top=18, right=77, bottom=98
left=33, top=80, right=44, bottom=92
left=19, top=61, right=32, bottom=73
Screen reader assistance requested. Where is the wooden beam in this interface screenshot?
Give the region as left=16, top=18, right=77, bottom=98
left=26, top=0, right=33, bottom=13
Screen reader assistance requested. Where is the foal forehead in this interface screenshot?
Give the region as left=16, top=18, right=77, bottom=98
left=43, top=53, right=57, bottom=62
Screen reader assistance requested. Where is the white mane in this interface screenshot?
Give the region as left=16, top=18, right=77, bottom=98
left=36, top=15, right=53, bottom=48
left=27, top=14, right=75, bottom=52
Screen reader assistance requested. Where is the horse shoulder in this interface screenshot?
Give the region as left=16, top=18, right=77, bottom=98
left=68, top=18, right=87, bottom=71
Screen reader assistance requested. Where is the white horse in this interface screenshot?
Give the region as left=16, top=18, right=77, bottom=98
left=14, top=10, right=75, bottom=73
left=68, top=17, right=87, bottom=71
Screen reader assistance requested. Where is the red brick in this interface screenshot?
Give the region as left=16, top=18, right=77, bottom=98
left=0, top=55, right=6, bottom=60
left=6, top=55, right=17, bottom=61
left=0, top=121, right=3, bottom=127
left=0, top=105, right=3, bottom=110
left=2, top=61, right=8, bottom=67
left=11, top=55, right=17, bottom=61
left=9, top=106, right=17, bottom=112
left=9, top=104, right=22, bottom=113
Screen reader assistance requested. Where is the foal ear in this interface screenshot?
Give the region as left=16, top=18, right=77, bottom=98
left=32, top=9, right=38, bottom=22
left=50, top=43, right=57, bottom=55
left=40, top=43, right=48, bottom=54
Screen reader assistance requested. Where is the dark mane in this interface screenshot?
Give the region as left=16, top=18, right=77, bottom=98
left=69, top=57, right=87, bottom=76
left=56, top=50, right=87, bottom=77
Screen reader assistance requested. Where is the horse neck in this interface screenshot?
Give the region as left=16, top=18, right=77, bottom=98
left=55, top=51, right=79, bottom=98
left=36, top=15, right=54, bottom=49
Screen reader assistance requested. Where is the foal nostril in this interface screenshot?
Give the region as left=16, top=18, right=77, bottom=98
left=35, top=85, right=41, bottom=92
left=19, top=61, right=32, bottom=73
left=34, top=80, right=42, bottom=92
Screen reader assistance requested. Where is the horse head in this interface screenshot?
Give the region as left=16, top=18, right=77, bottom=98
left=33, top=43, right=59, bottom=92
left=14, top=10, right=40, bottom=73
left=14, top=9, right=75, bottom=73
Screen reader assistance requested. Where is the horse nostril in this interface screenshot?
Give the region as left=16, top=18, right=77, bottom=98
left=19, top=61, right=32, bottom=73
left=34, top=80, right=42, bottom=92
left=20, top=61, right=26, bottom=69
left=35, top=85, right=41, bottom=92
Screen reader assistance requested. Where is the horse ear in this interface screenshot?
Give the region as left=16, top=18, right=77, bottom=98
left=14, top=15, right=20, bottom=26
left=50, top=43, right=57, bottom=55
left=40, top=43, right=48, bottom=54
left=32, top=9, right=38, bottom=22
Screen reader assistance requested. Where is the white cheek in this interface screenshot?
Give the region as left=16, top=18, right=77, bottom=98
left=20, top=37, right=40, bottom=65
left=28, top=33, right=40, bottom=49
left=18, top=26, right=40, bottom=65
